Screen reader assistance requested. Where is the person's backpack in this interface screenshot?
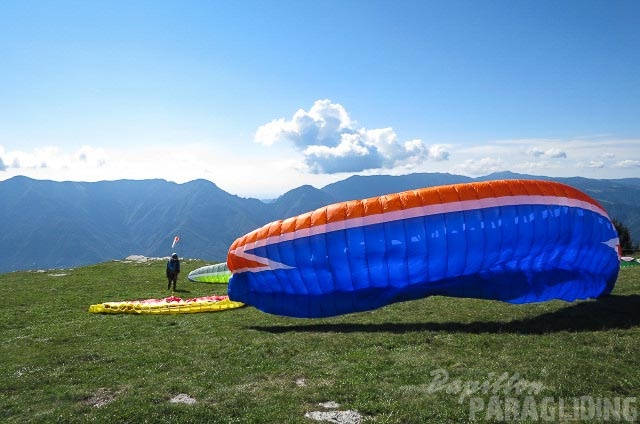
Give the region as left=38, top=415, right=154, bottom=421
left=167, top=260, right=175, bottom=273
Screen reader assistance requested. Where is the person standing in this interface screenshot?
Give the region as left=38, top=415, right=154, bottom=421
left=166, top=253, right=181, bottom=291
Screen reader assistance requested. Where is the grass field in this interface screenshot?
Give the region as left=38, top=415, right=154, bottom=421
left=1, top=259, right=638, bottom=423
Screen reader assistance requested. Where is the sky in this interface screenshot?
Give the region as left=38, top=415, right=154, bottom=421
left=1, top=0, right=639, bottom=198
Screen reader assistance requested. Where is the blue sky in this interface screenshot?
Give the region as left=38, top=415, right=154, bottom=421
left=1, top=0, right=638, bottom=197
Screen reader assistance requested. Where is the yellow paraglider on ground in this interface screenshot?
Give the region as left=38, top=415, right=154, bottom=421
left=89, top=295, right=244, bottom=315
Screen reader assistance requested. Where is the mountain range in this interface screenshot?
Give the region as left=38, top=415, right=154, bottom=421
left=1, top=172, right=639, bottom=273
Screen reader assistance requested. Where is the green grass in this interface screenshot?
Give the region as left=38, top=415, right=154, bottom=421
left=1, top=260, right=639, bottom=423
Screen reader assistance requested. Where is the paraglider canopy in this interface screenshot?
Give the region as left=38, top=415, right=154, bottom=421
left=227, top=179, right=620, bottom=318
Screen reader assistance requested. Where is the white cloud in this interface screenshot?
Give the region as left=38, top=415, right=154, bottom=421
left=576, top=160, right=605, bottom=169
left=427, top=144, right=450, bottom=161
left=2, top=131, right=638, bottom=199
left=451, top=137, right=640, bottom=179
left=526, top=146, right=567, bottom=159
left=0, top=142, right=312, bottom=198
left=255, top=99, right=448, bottom=174
left=0, top=145, right=109, bottom=172
left=74, top=145, right=108, bottom=167
left=454, top=157, right=505, bottom=176
left=255, top=99, right=354, bottom=148
left=544, top=148, right=567, bottom=159
left=514, top=161, right=556, bottom=172
left=526, top=147, right=544, bottom=157
left=614, top=159, right=640, bottom=168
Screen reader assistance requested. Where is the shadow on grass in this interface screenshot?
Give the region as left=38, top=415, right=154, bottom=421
left=249, top=295, right=640, bottom=335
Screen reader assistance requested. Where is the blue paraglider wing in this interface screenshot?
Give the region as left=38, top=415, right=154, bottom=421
left=227, top=180, right=620, bottom=318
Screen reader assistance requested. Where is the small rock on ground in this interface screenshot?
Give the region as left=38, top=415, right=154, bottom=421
left=169, top=394, right=196, bottom=404
left=125, top=255, right=150, bottom=262
left=304, top=410, right=363, bottom=424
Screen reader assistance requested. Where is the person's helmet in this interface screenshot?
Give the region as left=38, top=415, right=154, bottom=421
left=171, top=253, right=178, bottom=259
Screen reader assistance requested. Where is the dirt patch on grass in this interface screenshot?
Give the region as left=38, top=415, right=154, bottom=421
left=305, top=401, right=363, bottom=423
left=83, top=388, right=118, bottom=408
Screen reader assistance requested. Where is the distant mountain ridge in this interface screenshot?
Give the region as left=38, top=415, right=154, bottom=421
left=1, top=172, right=639, bottom=273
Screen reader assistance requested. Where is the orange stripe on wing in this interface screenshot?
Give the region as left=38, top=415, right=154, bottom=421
left=227, top=251, right=268, bottom=271
left=227, top=180, right=608, bottom=267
